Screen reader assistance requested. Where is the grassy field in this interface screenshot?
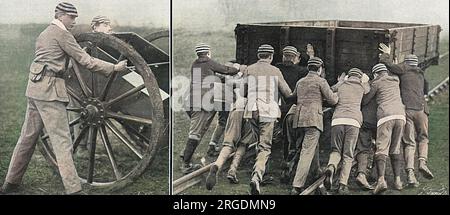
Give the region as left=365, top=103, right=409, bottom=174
left=0, top=24, right=169, bottom=195
left=172, top=28, right=449, bottom=195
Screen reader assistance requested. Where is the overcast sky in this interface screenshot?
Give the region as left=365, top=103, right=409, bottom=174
left=173, top=0, right=449, bottom=36
left=0, top=0, right=169, bottom=28
left=0, top=0, right=448, bottom=36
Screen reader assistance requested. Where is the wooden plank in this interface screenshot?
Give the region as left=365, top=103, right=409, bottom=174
left=336, top=46, right=379, bottom=55
left=394, top=28, right=415, bottom=40
left=289, top=27, right=328, bottom=41
left=336, top=41, right=379, bottom=50
left=413, top=27, right=429, bottom=37
left=338, top=20, right=418, bottom=29
left=335, top=28, right=385, bottom=43
left=325, top=28, right=336, bottom=83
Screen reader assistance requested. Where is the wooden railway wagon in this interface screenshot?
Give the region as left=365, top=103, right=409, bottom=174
left=235, top=20, right=441, bottom=84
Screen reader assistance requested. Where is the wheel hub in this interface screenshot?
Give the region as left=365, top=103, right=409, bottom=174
left=80, top=98, right=106, bottom=127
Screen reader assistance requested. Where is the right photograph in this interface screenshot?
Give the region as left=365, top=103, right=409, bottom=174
left=171, top=0, right=449, bottom=195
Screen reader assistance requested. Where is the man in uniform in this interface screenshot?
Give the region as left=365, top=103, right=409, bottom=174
left=91, top=15, right=113, bottom=34
left=290, top=57, right=338, bottom=195
left=0, top=2, right=127, bottom=194
left=363, top=63, right=406, bottom=194
left=276, top=45, right=310, bottom=183
left=181, top=43, right=240, bottom=174
left=379, top=43, right=434, bottom=186
left=323, top=68, right=370, bottom=194
left=205, top=65, right=259, bottom=190
left=243, top=44, right=292, bottom=195
left=276, top=46, right=309, bottom=161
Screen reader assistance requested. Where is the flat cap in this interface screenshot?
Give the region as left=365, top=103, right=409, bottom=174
left=282, top=46, right=299, bottom=56
left=55, top=2, right=78, bottom=17
left=307, top=57, right=323, bottom=67
left=372, top=63, right=388, bottom=74
left=257, top=44, right=274, bottom=54
left=91, top=15, right=110, bottom=28
left=348, top=68, right=363, bottom=77
left=195, top=43, right=210, bottom=53
left=404, top=54, right=419, bottom=66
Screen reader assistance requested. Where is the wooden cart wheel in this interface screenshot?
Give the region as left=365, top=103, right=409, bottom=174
left=38, top=32, right=164, bottom=189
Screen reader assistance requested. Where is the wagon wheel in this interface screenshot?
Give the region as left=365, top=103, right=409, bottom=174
left=38, top=32, right=164, bottom=189
left=145, top=30, right=169, bottom=46
left=116, top=30, right=170, bottom=148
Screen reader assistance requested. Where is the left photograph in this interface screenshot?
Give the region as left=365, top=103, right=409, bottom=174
left=0, top=0, right=169, bottom=194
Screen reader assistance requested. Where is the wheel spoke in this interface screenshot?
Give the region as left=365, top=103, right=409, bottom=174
left=126, top=62, right=169, bottom=71
left=69, top=116, right=81, bottom=127
left=67, top=86, right=83, bottom=104
left=105, top=84, right=145, bottom=107
left=67, top=107, right=82, bottom=112
left=71, top=59, right=92, bottom=97
left=107, top=111, right=152, bottom=125
left=118, top=121, right=150, bottom=143
left=99, top=69, right=118, bottom=101
left=104, top=120, right=143, bottom=159
left=87, top=126, right=98, bottom=184
left=91, top=46, right=99, bottom=97
left=41, top=138, right=56, bottom=162
left=99, top=125, right=122, bottom=180
left=72, top=126, right=88, bottom=153
left=96, top=47, right=119, bottom=63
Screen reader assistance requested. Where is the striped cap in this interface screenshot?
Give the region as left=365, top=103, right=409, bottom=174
left=91, top=15, right=110, bottom=28
left=404, top=54, right=419, bottom=66
left=348, top=68, right=363, bottom=77
left=372, top=63, right=388, bottom=74
left=257, top=44, right=274, bottom=54
left=195, top=43, right=210, bottom=54
left=55, top=2, right=78, bottom=17
left=282, top=46, right=299, bottom=56
left=307, top=57, right=323, bottom=67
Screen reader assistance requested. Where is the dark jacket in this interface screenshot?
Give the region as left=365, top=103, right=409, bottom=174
left=276, top=61, right=309, bottom=112
left=380, top=53, right=428, bottom=112
left=189, top=56, right=238, bottom=110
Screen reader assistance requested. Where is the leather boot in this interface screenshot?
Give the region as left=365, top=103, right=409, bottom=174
left=373, top=177, right=388, bottom=195
left=418, top=159, right=434, bottom=179
left=182, top=139, right=199, bottom=164
left=406, top=169, right=420, bottom=188
left=205, top=164, right=219, bottom=190
left=324, top=164, right=335, bottom=191
left=250, top=180, right=260, bottom=195
left=356, top=172, right=374, bottom=190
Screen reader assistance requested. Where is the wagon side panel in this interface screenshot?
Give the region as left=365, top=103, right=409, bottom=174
left=335, top=28, right=389, bottom=77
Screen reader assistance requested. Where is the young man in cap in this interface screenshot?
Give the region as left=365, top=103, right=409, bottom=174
left=91, top=15, right=113, bottom=34
left=242, top=44, right=292, bottom=194
left=205, top=65, right=259, bottom=190
left=379, top=43, right=433, bottom=186
left=363, top=63, right=406, bottom=194
left=323, top=68, right=370, bottom=194
left=182, top=43, right=240, bottom=174
left=290, top=57, right=338, bottom=195
left=276, top=45, right=310, bottom=183
left=0, top=2, right=127, bottom=194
